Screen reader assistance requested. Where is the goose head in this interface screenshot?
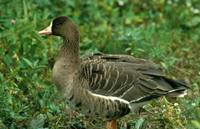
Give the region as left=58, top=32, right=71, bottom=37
left=39, top=16, right=79, bottom=40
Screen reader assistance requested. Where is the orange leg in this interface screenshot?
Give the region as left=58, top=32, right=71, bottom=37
left=106, top=120, right=117, bottom=129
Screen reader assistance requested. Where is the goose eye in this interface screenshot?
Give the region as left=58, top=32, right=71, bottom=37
left=54, top=22, right=63, bottom=27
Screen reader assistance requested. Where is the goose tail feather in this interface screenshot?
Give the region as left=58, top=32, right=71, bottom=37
left=164, top=78, right=190, bottom=97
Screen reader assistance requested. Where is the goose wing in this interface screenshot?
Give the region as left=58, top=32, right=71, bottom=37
left=80, top=54, right=188, bottom=103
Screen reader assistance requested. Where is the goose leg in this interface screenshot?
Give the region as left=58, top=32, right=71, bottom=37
left=106, top=120, right=117, bottom=129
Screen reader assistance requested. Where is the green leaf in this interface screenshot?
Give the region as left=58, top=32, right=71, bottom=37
left=29, top=114, right=46, bottom=129
left=22, top=57, right=33, bottom=68
left=186, top=16, right=200, bottom=27
left=135, top=118, right=145, bottom=129
left=191, top=120, right=200, bottom=129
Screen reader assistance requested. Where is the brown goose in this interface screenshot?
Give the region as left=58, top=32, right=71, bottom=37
left=39, top=16, right=189, bottom=129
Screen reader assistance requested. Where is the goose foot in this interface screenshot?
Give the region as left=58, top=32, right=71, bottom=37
left=106, top=120, right=117, bottom=129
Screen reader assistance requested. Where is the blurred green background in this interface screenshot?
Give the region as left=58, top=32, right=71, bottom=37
left=0, top=0, right=200, bottom=129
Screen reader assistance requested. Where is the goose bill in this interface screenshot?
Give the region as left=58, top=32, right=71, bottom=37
left=38, top=22, right=52, bottom=35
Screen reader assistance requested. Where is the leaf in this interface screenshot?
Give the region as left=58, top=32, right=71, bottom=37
left=22, top=57, right=33, bottom=68
left=0, top=119, right=6, bottom=129
left=29, top=114, right=46, bottom=129
left=161, top=62, right=168, bottom=70
left=191, top=120, right=200, bottom=129
left=135, top=118, right=145, bottom=129
left=2, top=55, right=13, bottom=69
left=48, top=103, right=60, bottom=113
left=0, top=72, right=4, bottom=82
left=186, top=16, right=200, bottom=27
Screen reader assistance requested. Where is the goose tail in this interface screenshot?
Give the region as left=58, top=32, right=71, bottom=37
left=164, top=77, right=190, bottom=97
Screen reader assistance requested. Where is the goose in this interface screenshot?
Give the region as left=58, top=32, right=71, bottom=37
left=38, top=16, right=189, bottom=129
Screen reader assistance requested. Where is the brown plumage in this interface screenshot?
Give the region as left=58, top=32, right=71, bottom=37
left=39, top=16, right=189, bottom=129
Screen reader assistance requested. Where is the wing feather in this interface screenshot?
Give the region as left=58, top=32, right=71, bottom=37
left=80, top=54, right=188, bottom=103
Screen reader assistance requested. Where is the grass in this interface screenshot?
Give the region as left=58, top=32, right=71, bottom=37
left=0, top=0, right=200, bottom=129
